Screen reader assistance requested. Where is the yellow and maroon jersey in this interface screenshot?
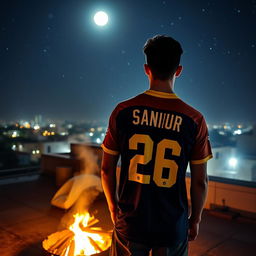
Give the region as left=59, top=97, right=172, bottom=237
left=102, top=89, right=212, bottom=246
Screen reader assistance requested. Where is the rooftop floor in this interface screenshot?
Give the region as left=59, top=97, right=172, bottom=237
left=0, top=176, right=255, bottom=256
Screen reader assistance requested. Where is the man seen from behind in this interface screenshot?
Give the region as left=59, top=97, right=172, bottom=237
left=101, top=35, right=212, bottom=256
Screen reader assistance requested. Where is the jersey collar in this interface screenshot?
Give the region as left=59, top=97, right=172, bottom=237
left=144, top=89, right=178, bottom=99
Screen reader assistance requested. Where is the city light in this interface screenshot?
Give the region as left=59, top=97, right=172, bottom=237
left=96, top=138, right=101, bottom=144
left=233, top=129, right=242, bottom=135
left=24, top=122, right=31, bottom=129
left=89, top=132, right=94, bottom=137
left=43, top=130, right=54, bottom=136
left=42, top=130, right=48, bottom=136
left=228, top=157, right=238, bottom=168
left=12, top=131, right=18, bottom=138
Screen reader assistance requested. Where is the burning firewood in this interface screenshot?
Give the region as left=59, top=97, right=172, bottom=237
left=42, top=229, right=75, bottom=256
left=78, top=214, right=112, bottom=235
left=42, top=212, right=112, bottom=256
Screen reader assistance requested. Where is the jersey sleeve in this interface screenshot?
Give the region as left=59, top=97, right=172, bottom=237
left=101, top=107, right=120, bottom=156
left=190, top=116, right=212, bottom=164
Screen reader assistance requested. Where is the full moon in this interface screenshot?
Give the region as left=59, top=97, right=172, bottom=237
left=94, top=11, right=108, bottom=26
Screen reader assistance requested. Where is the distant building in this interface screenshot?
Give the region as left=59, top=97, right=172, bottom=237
left=21, top=141, right=70, bottom=156
left=236, top=125, right=256, bottom=157
left=204, top=145, right=256, bottom=182
left=34, top=114, right=43, bottom=126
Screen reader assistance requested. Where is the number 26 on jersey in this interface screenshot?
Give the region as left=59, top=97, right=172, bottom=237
left=128, top=134, right=181, bottom=188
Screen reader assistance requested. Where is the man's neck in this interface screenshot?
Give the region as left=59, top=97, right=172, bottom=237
left=149, top=79, right=174, bottom=93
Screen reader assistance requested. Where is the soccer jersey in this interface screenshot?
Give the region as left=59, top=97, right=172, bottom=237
left=102, top=89, right=212, bottom=246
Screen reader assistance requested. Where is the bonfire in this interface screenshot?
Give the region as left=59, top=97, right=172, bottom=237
left=43, top=147, right=112, bottom=255
left=42, top=212, right=112, bottom=256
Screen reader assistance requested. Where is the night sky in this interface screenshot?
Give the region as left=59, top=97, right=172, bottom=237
left=1, top=0, right=256, bottom=124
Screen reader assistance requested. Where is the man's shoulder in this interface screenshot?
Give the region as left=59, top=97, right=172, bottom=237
left=177, top=97, right=204, bottom=124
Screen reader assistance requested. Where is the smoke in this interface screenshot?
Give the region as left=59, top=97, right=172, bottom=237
left=76, top=146, right=100, bottom=175
left=56, top=145, right=103, bottom=230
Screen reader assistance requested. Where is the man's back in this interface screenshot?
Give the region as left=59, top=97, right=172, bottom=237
left=101, top=35, right=212, bottom=256
left=102, top=89, right=212, bottom=246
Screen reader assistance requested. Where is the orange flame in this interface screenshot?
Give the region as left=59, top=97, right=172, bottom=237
left=66, top=212, right=111, bottom=256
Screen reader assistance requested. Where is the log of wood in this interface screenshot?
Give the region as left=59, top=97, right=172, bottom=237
left=43, top=230, right=73, bottom=251
left=78, top=223, right=112, bottom=235
left=87, top=216, right=99, bottom=227
left=88, top=237, right=103, bottom=252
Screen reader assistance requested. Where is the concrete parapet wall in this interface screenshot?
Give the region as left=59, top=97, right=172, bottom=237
left=41, top=144, right=103, bottom=176
left=41, top=153, right=81, bottom=175
left=186, top=177, right=256, bottom=214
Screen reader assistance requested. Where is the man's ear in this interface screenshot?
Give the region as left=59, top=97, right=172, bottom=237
left=144, top=64, right=151, bottom=76
left=175, top=65, right=183, bottom=77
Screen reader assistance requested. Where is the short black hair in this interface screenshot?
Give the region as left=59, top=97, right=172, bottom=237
left=143, top=35, right=183, bottom=80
